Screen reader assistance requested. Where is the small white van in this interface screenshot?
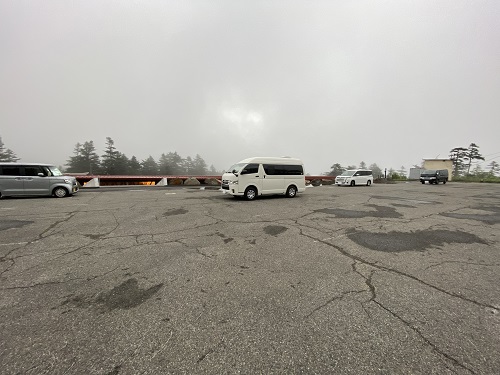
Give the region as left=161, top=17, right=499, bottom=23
left=221, top=157, right=306, bottom=200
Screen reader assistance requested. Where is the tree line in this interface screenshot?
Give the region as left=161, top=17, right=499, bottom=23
left=66, top=137, right=219, bottom=175
left=0, top=135, right=219, bottom=175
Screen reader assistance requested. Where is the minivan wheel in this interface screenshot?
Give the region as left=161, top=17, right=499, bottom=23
left=443, top=180, right=447, bottom=184
left=53, top=187, right=68, bottom=198
left=350, top=180, right=355, bottom=187
left=286, top=185, right=297, bottom=198
left=367, top=180, right=371, bottom=186
left=244, top=187, right=257, bottom=200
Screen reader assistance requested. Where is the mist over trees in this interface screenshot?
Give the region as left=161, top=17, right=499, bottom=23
left=326, top=162, right=383, bottom=178
left=326, top=143, right=499, bottom=180
left=65, top=137, right=219, bottom=175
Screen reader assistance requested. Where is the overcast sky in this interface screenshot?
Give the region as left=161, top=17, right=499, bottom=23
left=1, top=0, right=499, bottom=174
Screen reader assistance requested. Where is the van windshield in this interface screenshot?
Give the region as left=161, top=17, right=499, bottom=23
left=48, top=166, right=63, bottom=176
left=227, top=163, right=246, bottom=174
left=422, top=170, right=436, bottom=174
left=339, top=170, right=355, bottom=177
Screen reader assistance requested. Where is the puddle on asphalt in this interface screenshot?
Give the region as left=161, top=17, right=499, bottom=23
left=61, top=278, right=163, bottom=312
left=391, top=203, right=416, bottom=208
left=370, top=195, right=440, bottom=205
left=0, top=220, right=34, bottom=231
left=163, top=208, right=188, bottom=217
left=315, top=204, right=403, bottom=218
left=347, top=229, right=487, bottom=252
left=440, top=206, right=500, bottom=225
left=96, top=278, right=163, bottom=310
left=264, top=225, right=288, bottom=236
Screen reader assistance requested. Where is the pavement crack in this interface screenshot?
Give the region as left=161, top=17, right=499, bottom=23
left=300, top=231, right=498, bottom=311
left=305, top=290, right=366, bottom=319
left=38, top=212, right=77, bottom=239
left=197, top=340, right=225, bottom=364
left=374, top=300, right=477, bottom=374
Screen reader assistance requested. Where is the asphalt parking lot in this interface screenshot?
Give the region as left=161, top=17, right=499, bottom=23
left=1, top=182, right=499, bottom=374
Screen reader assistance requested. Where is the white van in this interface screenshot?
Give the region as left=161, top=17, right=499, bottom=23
left=0, top=163, right=79, bottom=198
left=221, top=157, right=306, bottom=200
left=335, top=169, right=373, bottom=186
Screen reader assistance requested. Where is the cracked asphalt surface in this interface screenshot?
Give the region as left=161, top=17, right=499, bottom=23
left=1, top=182, right=499, bottom=374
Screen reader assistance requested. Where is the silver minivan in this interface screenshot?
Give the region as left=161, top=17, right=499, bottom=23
left=0, top=163, right=79, bottom=198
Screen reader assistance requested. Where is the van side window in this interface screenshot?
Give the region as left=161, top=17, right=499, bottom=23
left=1, top=166, right=21, bottom=176
left=283, top=165, right=304, bottom=175
left=263, top=164, right=276, bottom=175
left=241, top=164, right=259, bottom=174
left=264, top=164, right=303, bottom=175
left=24, top=166, right=43, bottom=176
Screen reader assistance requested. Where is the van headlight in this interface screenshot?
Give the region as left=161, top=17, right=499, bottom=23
left=230, top=181, right=238, bottom=185
left=64, top=178, right=71, bottom=184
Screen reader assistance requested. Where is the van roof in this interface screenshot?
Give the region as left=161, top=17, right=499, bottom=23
left=0, top=162, right=55, bottom=167
left=238, top=157, right=303, bottom=164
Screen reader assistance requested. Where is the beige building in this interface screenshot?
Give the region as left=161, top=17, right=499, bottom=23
left=422, top=159, right=453, bottom=181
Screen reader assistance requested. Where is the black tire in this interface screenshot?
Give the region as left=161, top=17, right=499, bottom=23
left=350, top=180, right=355, bottom=187
left=53, top=187, right=68, bottom=198
left=367, top=180, right=372, bottom=186
left=443, top=179, right=447, bottom=184
left=286, top=185, right=297, bottom=198
left=421, top=181, right=425, bottom=184
left=244, top=186, right=257, bottom=200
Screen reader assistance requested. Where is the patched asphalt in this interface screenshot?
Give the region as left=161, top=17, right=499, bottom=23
left=0, top=182, right=499, bottom=374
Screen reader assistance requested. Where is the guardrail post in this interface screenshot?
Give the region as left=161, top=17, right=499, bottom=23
left=156, top=178, right=168, bottom=186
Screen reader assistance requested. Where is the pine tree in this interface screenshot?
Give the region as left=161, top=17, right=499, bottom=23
left=488, top=161, right=499, bottom=176
left=101, top=137, right=119, bottom=175
left=141, top=156, right=158, bottom=175
left=192, top=154, right=208, bottom=175
left=328, top=163, right=344, bottom=176
left=128, top=156, right=141, bottom=175
left=369, top=163, right=382, bottom=179
left=449, top=147, right=468, bottom=178
left=464, top=143, right=485, bottom=175
left=0, top=136, right=20, bottom=162
left=158, top=152, right=183, bottom=175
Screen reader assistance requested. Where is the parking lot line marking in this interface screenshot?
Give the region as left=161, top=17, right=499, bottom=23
left=0, top=242, right=28, bottom=246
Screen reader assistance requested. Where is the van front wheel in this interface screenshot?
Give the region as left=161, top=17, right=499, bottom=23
left=244, top=187, right=257, bottom=201
left=53, top=187, right=68, bottom=198
left=350, top=181, right=355, bottom=187
left=286, top=185, right=297, bottom=198
left=367, top=180, right=372, bottom=186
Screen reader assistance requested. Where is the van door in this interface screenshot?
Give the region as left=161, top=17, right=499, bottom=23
left=238, top=163, right=262, bottom=194
left=262, top=164, right=284, bottom=194
left=0, top=165, right=24, bottom=195
left=22, top=165, right=50, bottom=195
